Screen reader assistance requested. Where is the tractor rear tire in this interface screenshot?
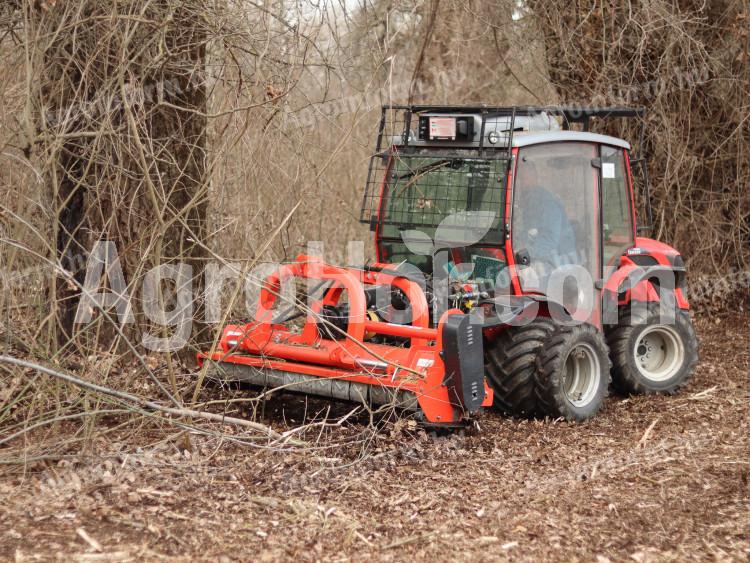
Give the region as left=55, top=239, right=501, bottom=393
left=606, top=303, right=698, bottom=395
left=484, top=318, right=556, bottom=418
left=534, top=324, right=611, bottom=422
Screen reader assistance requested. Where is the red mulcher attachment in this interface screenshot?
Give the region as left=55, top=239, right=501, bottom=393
left=198, top=255, right=492, bottom=425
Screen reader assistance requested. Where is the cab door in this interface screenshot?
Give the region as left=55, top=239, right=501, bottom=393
left=511, top=142, right=602, bottom=325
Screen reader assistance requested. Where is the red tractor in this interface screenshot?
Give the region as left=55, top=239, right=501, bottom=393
left=200, top=105, right=698, bottom=425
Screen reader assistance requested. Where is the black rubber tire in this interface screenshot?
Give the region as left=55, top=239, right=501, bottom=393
left=606, top=303, right=698, bottom=395
left=534, top=324, right=612, bottom=422
left=484, top=318, right=556, bottom=418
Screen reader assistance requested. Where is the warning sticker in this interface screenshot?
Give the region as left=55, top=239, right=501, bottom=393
left=429, top=117, right=456, bottom=140
left=416, top=357, right=435, bottom=368
left=603, top=162, right=616, bottom=179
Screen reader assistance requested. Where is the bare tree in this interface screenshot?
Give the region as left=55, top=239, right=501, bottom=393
left=527, top=0, right=749, bottom=274
left=18, top=1, right=209, bottom=352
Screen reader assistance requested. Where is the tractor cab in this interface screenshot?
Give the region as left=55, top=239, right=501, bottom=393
left=360, top=105, right=664, bottom=326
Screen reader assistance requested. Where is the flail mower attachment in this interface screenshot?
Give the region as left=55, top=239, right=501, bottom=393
left=198, top=255, right=492, bottom=425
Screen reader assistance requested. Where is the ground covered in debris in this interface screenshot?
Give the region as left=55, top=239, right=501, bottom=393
left=2, top=312, right=749, bottom=562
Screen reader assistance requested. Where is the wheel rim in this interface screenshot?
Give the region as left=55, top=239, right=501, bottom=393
left=633, top=325, right=685, bottom=382
left=563, top=343, right=601, bottom=407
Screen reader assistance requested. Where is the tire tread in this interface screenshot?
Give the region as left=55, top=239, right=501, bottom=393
left=484, top=318, right=556, bottom=417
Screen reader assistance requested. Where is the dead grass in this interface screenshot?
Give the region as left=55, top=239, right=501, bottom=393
left=1, top=312, right=748, bottom=562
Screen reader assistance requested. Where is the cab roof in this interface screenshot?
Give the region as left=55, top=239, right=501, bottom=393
left=511, top=130, right=631, bottom=150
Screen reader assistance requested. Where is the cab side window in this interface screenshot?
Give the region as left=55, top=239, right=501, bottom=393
left=601, top=145, right=634, bottom=271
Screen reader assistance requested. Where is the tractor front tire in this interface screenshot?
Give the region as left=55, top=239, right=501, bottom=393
left=607, top=303, right=698, bottom=395
left=534, top=324, right=611, bottom=422
left=484, top=318, right=556, bottom=418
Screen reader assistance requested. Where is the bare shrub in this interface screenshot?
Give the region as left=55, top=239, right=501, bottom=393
left=527, top=0, right=749, bottom=276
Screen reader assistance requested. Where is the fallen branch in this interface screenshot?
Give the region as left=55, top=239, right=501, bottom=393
left=0, top=408, right=129, bottom=447
left=0, top=355, right=303, bottom=445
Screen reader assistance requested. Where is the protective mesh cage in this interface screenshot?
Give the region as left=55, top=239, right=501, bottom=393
left=360, top=105, right=646, bottom=230
left=359, top=107, right=511, bottom=229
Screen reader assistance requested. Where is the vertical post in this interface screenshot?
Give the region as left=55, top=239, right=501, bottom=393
left=403, top=108, right=412, bottom=147
left=507, top=107, right=517, bottom=161
left=478, top=108, right=488, bottom=156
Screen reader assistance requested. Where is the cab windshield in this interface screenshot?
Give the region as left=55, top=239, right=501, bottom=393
left=377, top=152, right=507, bottom=276
left=380, top=153, right=505, bottom=231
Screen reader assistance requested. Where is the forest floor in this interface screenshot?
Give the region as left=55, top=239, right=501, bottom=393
left=1, top=312, right=749, bottom=562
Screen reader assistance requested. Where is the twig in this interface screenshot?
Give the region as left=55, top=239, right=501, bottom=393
left=637, top=418, right=660, bottom=448
left=0, top=355, right=304, bottom=445
left=0, top=408, right=129, bottom=447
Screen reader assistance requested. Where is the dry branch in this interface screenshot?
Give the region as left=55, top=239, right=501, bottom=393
left=0, top=354, right=299, bottom=444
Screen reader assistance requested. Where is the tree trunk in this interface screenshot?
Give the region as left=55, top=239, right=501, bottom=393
left=29, top=1, right=209, bottom=354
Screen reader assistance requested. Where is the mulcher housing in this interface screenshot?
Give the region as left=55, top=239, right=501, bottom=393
left=200, top=257, right=492, bottom=423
